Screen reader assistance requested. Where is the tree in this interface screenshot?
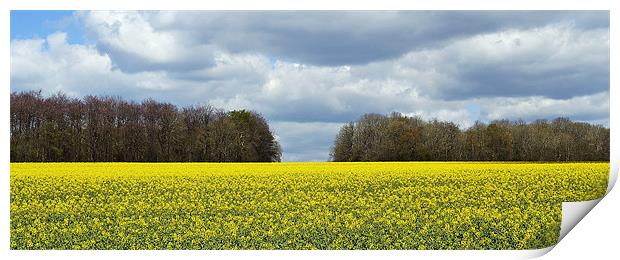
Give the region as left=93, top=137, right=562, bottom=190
left=330, top=122, right=355, bottom=161
left=10, top=91, right=281, bottom=163
left=330, top=112, right=609, bottom=162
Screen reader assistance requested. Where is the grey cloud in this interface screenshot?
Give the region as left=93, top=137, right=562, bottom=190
left=204, top=11, right=608, bottom=66
left=81, top=11, right=609, bottom=69
left=453, top=62, right=609, bottom=100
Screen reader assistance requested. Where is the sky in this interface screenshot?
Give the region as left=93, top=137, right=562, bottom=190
left=10, top=11, right=610, bottom=162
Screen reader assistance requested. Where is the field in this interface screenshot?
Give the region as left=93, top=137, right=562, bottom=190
left=10, top=162, right=608, bottom=250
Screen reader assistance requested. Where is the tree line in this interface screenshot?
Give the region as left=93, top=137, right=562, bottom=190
left=330, top=112, right=609, bottom=162
left=10, top=91, right=282, bottom=162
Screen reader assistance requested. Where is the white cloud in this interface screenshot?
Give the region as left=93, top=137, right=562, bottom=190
left=11, top=32, right=194, bottom=98
left=12, top=32, right=117, bottom=96
left=480, top=92, right=609, bottom=123
left=79, top=11, right=216, bottom=72
left=82, top=11, right=177, bottom=61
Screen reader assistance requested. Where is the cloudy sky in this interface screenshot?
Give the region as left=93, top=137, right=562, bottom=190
left=10, top=11, right=610, bottom=161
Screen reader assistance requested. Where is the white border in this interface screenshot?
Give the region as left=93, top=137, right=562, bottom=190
left=1, top=1, right=617, bottom=259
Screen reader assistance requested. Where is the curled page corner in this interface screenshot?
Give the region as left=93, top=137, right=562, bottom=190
left=517, top=246, right=555, bottom=259
left=558, top=199, right=602, bottom=242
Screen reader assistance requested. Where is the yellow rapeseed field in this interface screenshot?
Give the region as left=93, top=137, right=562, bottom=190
left=10, top=162, right=608, bottom=250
